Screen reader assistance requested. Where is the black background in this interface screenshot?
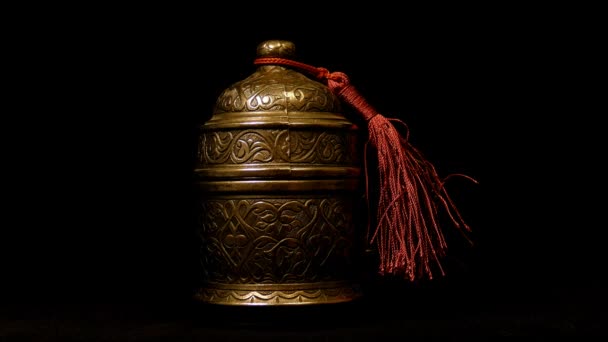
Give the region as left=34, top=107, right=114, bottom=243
left=3, top=6, right=605, bottom=338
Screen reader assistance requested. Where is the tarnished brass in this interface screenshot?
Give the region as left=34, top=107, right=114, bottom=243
left=194, top=40, right=362, bottom=305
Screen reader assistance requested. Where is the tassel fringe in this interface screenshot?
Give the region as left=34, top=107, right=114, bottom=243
left=254, top=57, right=477, bottom=281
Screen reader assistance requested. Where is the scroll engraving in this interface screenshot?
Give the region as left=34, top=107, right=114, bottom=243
left=199, top=130, right=289, bottom=164
left=214, top=66, right=341, bottom=113
left=199, top=130, right=355, bottom=165
left=199, top=198, right=354, bottom=284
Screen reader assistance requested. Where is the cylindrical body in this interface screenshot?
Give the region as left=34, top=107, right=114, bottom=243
left=194, top=41, right=362, bottom=305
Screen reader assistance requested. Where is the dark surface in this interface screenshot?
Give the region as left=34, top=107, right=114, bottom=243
left=2, top=277, right=606, bottom=339
left=4, top=6, right=604, bottom=339
left=2, top=284, right=606, bottom=339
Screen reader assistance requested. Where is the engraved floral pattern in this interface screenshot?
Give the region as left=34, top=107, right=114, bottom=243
left=199, top=198, right=354, bottom=284
left=214, top=66, right=341, bottom=114
left=198, top=130, right=355, bottom=165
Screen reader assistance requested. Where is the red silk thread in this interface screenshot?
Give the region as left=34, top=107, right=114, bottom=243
left=254, top=57, right=477, bottom=281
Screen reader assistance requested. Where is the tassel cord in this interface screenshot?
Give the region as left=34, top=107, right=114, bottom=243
left=254, top=57, right=476, bottom=281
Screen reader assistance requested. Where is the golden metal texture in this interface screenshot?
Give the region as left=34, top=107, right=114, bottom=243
left=194, top=40, right=363, bottom=305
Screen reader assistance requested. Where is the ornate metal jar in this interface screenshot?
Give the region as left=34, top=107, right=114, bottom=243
left=194, top=40, right=363, bottom=305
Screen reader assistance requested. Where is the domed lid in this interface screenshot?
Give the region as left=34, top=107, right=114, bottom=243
left=213, top=40, right=342, bottom=114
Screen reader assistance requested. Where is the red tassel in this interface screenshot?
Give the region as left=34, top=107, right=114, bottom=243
left=254, top=58, right=477, bottom=281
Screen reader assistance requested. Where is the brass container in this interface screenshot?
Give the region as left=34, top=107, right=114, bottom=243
left=194, top=40, right=363, bottom=305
